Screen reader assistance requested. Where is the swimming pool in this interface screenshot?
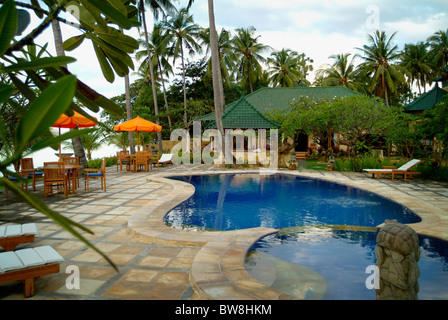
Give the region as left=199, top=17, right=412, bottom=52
left=165, top=173, right=447, bottom=299
left=165, top=173, right=421, bottom=231
left=246, top=227, right=448, bottom=300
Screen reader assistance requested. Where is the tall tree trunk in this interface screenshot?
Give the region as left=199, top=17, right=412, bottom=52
left=158, top=57, right=172, bottom=130
left=181, top=43, right=188, bottom=124
left=140, top=2, right=163, bottom=152
left=208, top=0, right=226, bottom=160
left=121, top=28, right=136, bottom=154
left=120, top=27, right=135, bottom=154
left=51, top=19, right=88, bottom=173
left=217, top=43, right=225, bottom=112
left=125, top=72, right=136, bottom=154
left=382, top=70, right=389, bottom=107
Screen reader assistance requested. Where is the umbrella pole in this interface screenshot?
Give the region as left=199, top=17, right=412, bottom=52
left=59, top=126, right=62, bottom=160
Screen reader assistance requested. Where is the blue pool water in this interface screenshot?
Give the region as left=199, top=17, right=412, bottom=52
left=248, top=228, right=448, bottom=300
left=165, top=173, right=447, bottom=299
left=165, top=174, right=421, bottom=231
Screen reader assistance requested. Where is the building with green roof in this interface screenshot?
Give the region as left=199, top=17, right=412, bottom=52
left=196, top=86, right=361, bottom=124
left=206, top=96, right=280, bottom=129
left=403, top=86, right=448, bottom=115
left=195, top=86, right=361, bottom=151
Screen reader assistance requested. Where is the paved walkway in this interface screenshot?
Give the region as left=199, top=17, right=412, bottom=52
left=1, top=164, right=448, bottom=300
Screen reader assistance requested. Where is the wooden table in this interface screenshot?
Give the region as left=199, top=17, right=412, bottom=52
left=122, top=154, right=159, bottom=172
left=37, top=164, right=82, bottom=194
left=64, top=164, right=82, bottom=194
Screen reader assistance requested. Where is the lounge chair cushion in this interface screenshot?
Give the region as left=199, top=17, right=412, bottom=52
left=396, top=159, right=421, bottom=171
left=27, top=172, right=43, bottom=176
left=0, top=223, right=39, bottom=238
left=159, top=154, right=172, bottom=163
left=34, top=246, right=64, bottom=263
left=0, top=251, right=25, bottom=273
left=86, top=172, right=103, bottom=177
left=0, top=246, right=64, bottom=274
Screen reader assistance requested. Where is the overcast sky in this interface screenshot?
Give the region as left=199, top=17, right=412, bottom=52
left=28, top=0, right=448, bottom=99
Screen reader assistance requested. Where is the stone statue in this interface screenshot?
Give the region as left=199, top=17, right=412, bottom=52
left=375, top=220, right=420, bottom=300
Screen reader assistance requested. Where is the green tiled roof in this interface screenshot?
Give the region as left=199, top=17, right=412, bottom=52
left=195, top=86, right=361, bottom=123
left=207, top=96, right=279, bottom=129
left=403, top=86, right=448, bottom=113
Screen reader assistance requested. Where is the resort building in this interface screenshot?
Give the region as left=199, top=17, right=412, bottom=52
left=196, top=86, right=361, bottom=153
left=403, top=85, right=448, bottom=115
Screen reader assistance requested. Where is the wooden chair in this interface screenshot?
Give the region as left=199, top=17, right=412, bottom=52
left=0, top=246, right=64, bottom=297
left=84, top=158, right=106, bottom=192
left=43, top=162, right=68, bottom=199
left=20, top=158, right=43, bottom=191
left=62, top=157, right=80, bottom=189
left=4, top=172, right=29, bottom=200
left=134, top=151, right=149, bottom=172
left=0, top=223, right=38, bottom=251
left=148, top=150, right=159, bottom=171
left=117, top=150, right=130, bottom=171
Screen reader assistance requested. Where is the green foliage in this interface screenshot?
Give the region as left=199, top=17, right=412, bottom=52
left=269, top=95, right=401, bottom=156
left=86, top=156, right=116, bottom=168
left=334, top=156, right=406, bottom=172
left=0, top=0, right=142, bottom=272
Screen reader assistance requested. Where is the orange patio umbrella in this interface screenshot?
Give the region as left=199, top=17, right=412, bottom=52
left=113, top=116, right=162, bottom=151
left=52, top=111, right=97, bottom=158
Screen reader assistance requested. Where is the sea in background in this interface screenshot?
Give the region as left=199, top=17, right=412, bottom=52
left=28, top=144, right=120, bottom=168
left=1, top=143, right=120, bottom=174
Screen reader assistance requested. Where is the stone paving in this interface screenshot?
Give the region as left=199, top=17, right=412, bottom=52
left=1, top=163, right=448, bottom=300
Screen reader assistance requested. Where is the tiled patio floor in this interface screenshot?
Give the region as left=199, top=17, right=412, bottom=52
left=1, top=164, right=448, bottom=300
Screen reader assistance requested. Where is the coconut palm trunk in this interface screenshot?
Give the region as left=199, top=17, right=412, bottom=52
left=120, top=27, right=136, bottom=154
left=180, top=43, right=188, bottom=124
left=158, top=57, right=172, bottom=129
left=208, top=0, right=226, bottom=159
left=51, top=19, right=88, bottom=173
left=124, top=72, right=136, bottom=153
left=140, top=1, right=163, bottom=152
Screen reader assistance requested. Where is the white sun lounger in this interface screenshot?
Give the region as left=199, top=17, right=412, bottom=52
left=0, top=245, right=64, bottom=297
left=0, top=223, right=39, bottom=251
left=159, top=153, right=173, bottom=166
left=363, top=159, right=421, bottom=182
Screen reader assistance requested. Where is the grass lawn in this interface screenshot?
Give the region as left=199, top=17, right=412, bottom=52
left=298, top=160, right=328, bottom=171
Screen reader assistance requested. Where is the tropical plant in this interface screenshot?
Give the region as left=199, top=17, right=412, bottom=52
left=356, top=30, right=406, bottom=106
left=199, top=27, right=234, bottom=91
left=427, top=28, right=448, bottom=74
left=400, top=42, right=432, bottom=94
left=0, top=0, right=141, bottom=271
left=317, top=53, right=364, bottom=92
left=135, top=24, right=174, bottom=129
left=232, top=26, right=271, bottom=93
left=62, top=128, right=106, bottom=160
left=163, top=7, right=201, bottom=124
left=267, top=48, right=308, bottom=87
left=137, top=0, right=175, bottom=152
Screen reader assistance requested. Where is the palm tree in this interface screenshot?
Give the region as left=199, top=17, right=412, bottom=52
left=232, top=27, right=271, bottom=93
left=163, top=7, right=201, bottom=125
left=199, top=27, right=234, bottom=91
left=135, top=24, right=174, bottom=129
left=50, top=19, right=88, bottom=171
left=267, top=48, right=303, bottom=87
left=317, top=53, right=363, bottom=92
left=137, top=0, right=175, bottom=151
left=427, top=29, right=448, bottom=74
left=356, top=30, right=406, bottom=106
left=400, top=42, right=432, bottom=94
